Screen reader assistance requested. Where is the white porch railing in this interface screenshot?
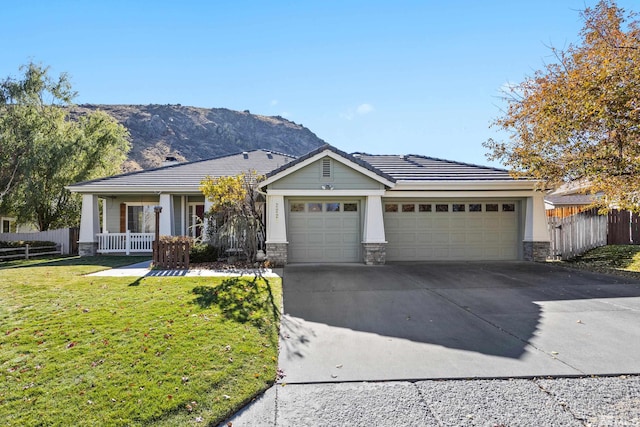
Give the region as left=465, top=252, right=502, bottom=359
left=96, top=231, right=155, bottom=255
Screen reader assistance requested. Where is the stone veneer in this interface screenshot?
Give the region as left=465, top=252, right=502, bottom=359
left=266, top=242, right=288, bottom=266
left=362, top=242, right=386, bottom=265
left=78, top=242, right=97, bottom=257
left=523, top=241, right=550, bottom=262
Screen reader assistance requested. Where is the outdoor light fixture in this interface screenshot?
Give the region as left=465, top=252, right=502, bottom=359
left=321, top=184, right=334, bottom=190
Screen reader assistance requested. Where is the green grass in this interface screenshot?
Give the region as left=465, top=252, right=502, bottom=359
left=0, top=256, right=281, bottom=426
left=567, top=245, right=640, bottom=279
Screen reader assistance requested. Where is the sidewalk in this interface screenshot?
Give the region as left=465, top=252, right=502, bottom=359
left=223, top=376, right=640, bottom=426
left=87, top=260, right=282, bottom=278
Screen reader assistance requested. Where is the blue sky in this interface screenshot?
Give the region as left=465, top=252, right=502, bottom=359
left=3, top=0, right=637, bottom=167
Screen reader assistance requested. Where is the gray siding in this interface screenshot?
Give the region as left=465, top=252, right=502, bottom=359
left=269, top=158, right=383, bottom=190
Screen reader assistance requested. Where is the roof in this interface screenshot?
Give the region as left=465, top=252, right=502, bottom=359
left=545, top=194, right=598, bottom=206
left=265, top=144, right=396, bottom=183
left=355, top=154, right=516, bottom=181
left=68, top=149, right=295, bottom=193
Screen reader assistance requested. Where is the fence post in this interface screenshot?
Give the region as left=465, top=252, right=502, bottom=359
left=25, top=244, right=30, bottom=260
left=126, top=230, right=131, bottom=255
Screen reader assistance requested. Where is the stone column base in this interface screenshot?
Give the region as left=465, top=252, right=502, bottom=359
left=363, top=242, right=386, bottom=265
left=78, top=242, right=98, bottom=257
left=523, top=241, right=550, bottom=262
left=266, top=242, right=288, bottom=267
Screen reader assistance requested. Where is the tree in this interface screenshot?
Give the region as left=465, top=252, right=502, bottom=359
left=484, top=1, right=640, bottom=211
left=199, top=171, right=265, bottom=261
left=0, top=62, right=130, bottom=230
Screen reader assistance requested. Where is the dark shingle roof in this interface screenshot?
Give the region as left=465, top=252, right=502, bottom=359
left=265, top=144, right=396, bottom=183
left=356, top=154, right=515, bottom=181
left=68, top=149, right=295, bottom=191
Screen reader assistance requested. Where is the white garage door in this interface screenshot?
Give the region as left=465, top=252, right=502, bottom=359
left=287, top=200, right=361, bottom=263
left=384, top=201, right=519, bottom=261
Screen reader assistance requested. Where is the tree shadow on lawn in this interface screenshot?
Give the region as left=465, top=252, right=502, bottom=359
left=191, top=276, right=280, bottom=342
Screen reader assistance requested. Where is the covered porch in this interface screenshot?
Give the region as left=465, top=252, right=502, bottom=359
left=78, top=193, right=208, bottom=256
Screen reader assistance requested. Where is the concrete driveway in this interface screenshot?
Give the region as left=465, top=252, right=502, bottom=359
left=279, top=262, right=640, bottom=383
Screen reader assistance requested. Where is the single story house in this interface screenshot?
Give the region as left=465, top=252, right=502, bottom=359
left=68, top=144, right=550, bottom=264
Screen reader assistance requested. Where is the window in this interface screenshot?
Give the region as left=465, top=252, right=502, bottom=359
left=343, top=203, right=358, bottom=212
left=453, top=204, right=465, bottom=212
left=419, top=204, right=432, bottom=212
left=322, top=157, right=331, bottom=178
left=502, top=203, right=516, bottom=212
left=2, top=219, right=11, bottom=233
left=127, top=205, right=156, bottom=233
left=385, top=204, right=398, bottom=212
left=402, top=204, right=415, bottom=212
left=486, top=204, right=499, bottom=212
left=290, top=203, right=305, bottom=212
left=187, top=204, right=205, bottom=238
left=308, top=203, right=322, bottom=212
left=469, top=204, right=482, bottom=212
left=435, top=204, right=449, bottom=212
left=326, top=203, right=340, bottom=212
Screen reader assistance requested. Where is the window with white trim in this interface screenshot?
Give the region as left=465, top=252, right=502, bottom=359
left=127, top=205, right=156, bottom=233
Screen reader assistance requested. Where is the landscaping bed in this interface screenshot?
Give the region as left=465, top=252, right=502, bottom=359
left=0, top=256, right=282, bottom=426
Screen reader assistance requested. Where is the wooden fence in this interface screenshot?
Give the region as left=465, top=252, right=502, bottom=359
left=0, top=244, right=63, bottom=261
left=547, top=208, right=608, bottom=260
left=152, top=239, right=190, bottom=269
left=607, top=209, right=640, bottom=245
left=0, top=227, right=78, bottom=255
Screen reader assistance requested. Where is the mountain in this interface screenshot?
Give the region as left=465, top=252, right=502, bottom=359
left=71, top=104, right=326, bottom=171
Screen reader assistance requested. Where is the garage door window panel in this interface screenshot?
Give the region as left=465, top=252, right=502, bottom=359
left=436, top=204, right=449, bottom=212
left=344, top=203, right=358, bottom=212
left=308, top=203, right=322, bottom=212
left=469, top=204, right=482, bottom=212
left=402, top=204, right=415, bottom=212
left=326, top=203, right=340, bottom=212
left=419, top=204, right=432, bottom=212
left=290, top=203, right=305, bottom=212
left=385, top=204, right=398, bottom=212
left=453, top=204, right=465, bottom=212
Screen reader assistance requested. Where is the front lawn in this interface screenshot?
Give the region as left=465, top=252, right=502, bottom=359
left=566, top=245, right=640, bottom=279
left=0, top=257, right=281, bottom=426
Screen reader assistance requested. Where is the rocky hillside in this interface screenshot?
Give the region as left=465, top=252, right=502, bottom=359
left=71, top=104, right=326, bottom=171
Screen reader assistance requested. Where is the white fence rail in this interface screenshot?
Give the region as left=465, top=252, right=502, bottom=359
left=97, top=232, right=154, bottom=255
left=548, top=209, right=608, bottom=260
left=0, top=228, right=75, bottom=255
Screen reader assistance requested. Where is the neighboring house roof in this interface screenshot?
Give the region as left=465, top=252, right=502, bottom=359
left=355, top=153, right=515, bottom=182
left=545, top=194, right=598, bottom=207
left=67, top=149, right=295, bottom=193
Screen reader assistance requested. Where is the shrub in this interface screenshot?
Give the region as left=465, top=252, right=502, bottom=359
left=190, top=243, right=220, bottom=263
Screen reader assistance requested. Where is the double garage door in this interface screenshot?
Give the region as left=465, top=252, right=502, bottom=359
left=286, top=199, right=520, bottom=263
left=384, top=200, right=520, bottom=261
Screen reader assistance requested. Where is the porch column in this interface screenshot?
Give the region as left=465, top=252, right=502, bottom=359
left=159, top=194, right=173, bottom=236
left=265, top=194, right=288, bottom=265
left=79, top=194, right=100, bottom=256
left=362, top=195, right=386, bottom=265
left=523, top=192, right=550, bottom=261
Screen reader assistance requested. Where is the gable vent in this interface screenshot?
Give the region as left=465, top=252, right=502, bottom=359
left=322, top=157, right=332, bottom=178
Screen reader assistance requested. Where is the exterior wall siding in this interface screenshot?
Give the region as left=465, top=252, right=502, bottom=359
left=269, top=158, right=383, bottom=190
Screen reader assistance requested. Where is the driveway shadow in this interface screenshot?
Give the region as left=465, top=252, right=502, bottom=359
left=281, top=262, right=640, bottom=361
